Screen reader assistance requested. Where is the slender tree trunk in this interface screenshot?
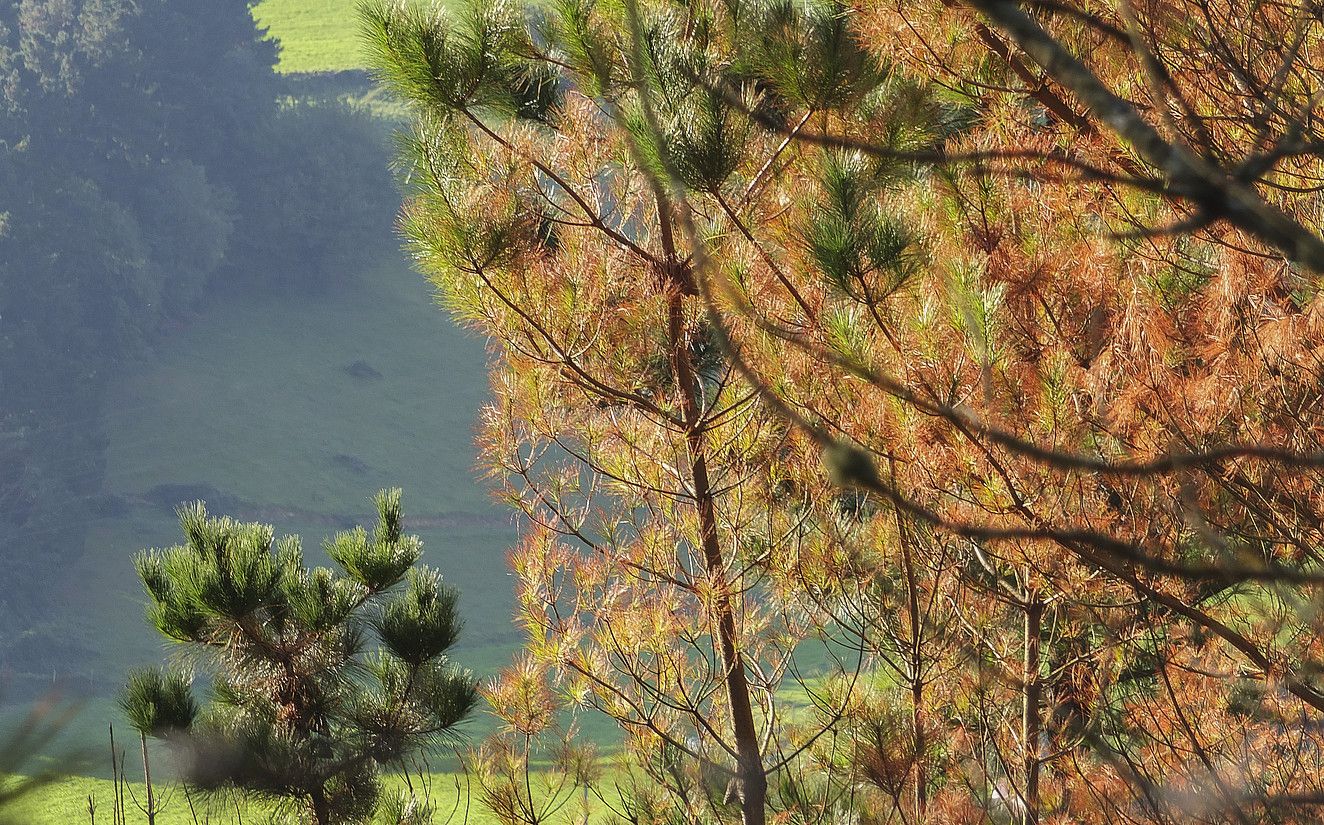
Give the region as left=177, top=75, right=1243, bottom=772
left=109, top=725, right=121, bottom=825
left=897, top=524, right=927, bottom=822
left=140, top=731, right=156, bottom=825
left=689, top=429, right=767, bottom=825
left=310, top=786, right=331, bottom=825
left=911, top=676, right=926, bottom=820
left=659, top=197, right=766, bottom=825
left=1021, top=597, right=1043, bottom=825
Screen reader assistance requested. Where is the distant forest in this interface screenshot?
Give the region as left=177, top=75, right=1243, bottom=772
left=0, top=0, right=396, bottom=678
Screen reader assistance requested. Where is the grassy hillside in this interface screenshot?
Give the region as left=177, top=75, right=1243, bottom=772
left=100, top=262, right=495, bottom=520
left=255, top=0, right=367, bottom=73
left=65, top=252, right=519, bottom=684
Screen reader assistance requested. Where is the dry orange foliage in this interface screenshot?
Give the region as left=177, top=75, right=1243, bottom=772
left=366, top=0, right=1324, bottom=821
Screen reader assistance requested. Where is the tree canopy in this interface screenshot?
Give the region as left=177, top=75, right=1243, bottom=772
left=364, top=0, right=1324, bottom=822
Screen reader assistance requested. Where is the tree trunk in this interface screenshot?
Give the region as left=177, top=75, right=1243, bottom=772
left=659, top=199, right=766, bottom=825
left=898, top=524, right=927, bottom=822
left=140, top=731, right=156, bottom=825
left=912, top=676, right=927, bottom=820
left=1021, top=597, right=1043, bottom=825
left=310, top=786, right=331, bottom=825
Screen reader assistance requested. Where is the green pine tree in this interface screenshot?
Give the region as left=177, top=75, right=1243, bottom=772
left=121, top=488, right=477, bottom=825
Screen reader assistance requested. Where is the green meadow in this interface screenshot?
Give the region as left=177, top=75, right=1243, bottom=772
left=255, top=0, right=369, bottom=73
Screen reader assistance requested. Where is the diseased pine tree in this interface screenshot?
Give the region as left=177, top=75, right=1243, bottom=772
left=361, top=4, right=895, bottom=824
left=363, top=0, right=1324, bottom=822
left=121, top=489, right=477, bottom=825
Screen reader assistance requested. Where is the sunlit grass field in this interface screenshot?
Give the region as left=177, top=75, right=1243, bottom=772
left=255, top=0, right=368, bottom=73
left=4, top=695, right=622, bottom=823
left=7, top=767, right=610, bottom=824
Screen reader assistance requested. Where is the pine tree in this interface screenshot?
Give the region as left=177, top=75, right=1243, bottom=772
left=359, top=3, right=890, bottom=822
left=121, top=489, right=477, bottom=825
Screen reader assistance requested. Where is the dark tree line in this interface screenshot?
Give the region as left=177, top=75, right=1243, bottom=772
left=0, top=0, right=397, bottom=685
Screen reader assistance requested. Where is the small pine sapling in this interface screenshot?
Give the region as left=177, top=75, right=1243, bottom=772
left=122, top=489, right=478, bottom=825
